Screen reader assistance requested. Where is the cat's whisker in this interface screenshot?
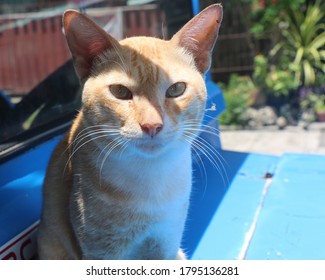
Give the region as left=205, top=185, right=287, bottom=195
left=202, top=114, right=219, bottom=121
left=65, top=128, right=120, bottom=173
left=183, top=119, right=220, bottom=127
left=184, top=131, right=229, bottom=188
left=182, top=122, right=228, bottom=165
left=193, top=146, right=209, bottom=198
left=64, top=133, right=110, bottom=174
left=195, top=139, right=229, bottom=185
left=63, top=124, right=120, bottom=156
left=191, top=138, right=228, bottom=188
left=183, top=125, right=220, bottom=136
left=72, top=123, right=120, bottom=143
left=201, top=135, right=228, bottom=169
left=118, top=139, right=131, bottom=159
left=75, top=124, right=121, bottom=137
left=161, top=21, right=166, bottom=40
left=73, top=129, right=120, bottom=151
left=184, top=124, right=225, bottom=150
left=184, top=127, right=220, bottom=139
left=99, top=137, right=126, bottom=182
left=197, top=136, right=228, bottom=181
left=183, top=121, right=221, bottom=134
left=96, top=134, right=125, bottom=165
left=184, top=137, right=209, bottom=199
left=64, top=123, right=122, bottom=174
left=74, top=124, right=120, bottom=139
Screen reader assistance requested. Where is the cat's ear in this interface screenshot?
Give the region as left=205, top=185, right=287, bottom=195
left=63, top=10, right=120, bottom=81
left=171, top=4, right=223, bottom=74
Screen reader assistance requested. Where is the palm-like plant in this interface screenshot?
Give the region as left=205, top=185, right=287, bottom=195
left=272, top=0, right=325, bottom=87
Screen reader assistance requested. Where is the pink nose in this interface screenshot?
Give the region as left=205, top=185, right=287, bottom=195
left=141, top=123, right=163, bottom=138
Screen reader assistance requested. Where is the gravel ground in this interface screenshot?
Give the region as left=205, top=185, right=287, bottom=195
left=219, top=123, right=325, bottom=156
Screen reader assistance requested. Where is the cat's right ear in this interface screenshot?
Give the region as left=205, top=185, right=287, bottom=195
left=63, top=10, right=120, bottom=81
left=171, top=4, right=223, bottom=74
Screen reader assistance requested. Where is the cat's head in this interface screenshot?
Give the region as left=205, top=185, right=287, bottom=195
left=63, top=5, right=222, bottom=157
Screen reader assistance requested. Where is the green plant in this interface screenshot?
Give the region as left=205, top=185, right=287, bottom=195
left=252, top=0, right=325, bottom=98
left=271, top=0, right=325, bottom=87
left=219, top=74, right=256, bottom=126
left=266, top=67, right=296, bottom=96
left=252, top=54, right=268, bottom=85
left=301, top=92, right=325, bottom=116
left=250, top=0, right=306, bottom=40
left=314, top=96, right=325, bottom=113
left=253, top=54, right=296, bottom=96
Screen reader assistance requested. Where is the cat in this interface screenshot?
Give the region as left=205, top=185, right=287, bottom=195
left=37, top=4, right=223, bottom=260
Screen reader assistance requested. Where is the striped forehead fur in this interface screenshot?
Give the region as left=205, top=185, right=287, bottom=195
left=91, top=37, right=198, bottom=81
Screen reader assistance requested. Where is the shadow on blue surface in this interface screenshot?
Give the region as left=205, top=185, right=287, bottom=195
left=183, top=150, right=325, bottom=260
left=182, top=150, right=249, bottom=258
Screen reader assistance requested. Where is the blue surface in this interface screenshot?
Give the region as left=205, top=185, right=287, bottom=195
left=191, top=0, right=200, bottom=15
left=2, top=134, right=325, bottom=259
left=0, top=136, right=61, bottom=246
left=185, top=151, right=280, bottom=259
left=204, top=76, right=225, bottom=126
left=245, top=154, right=325, bottom=260
left=3, top=135, right=325, bottom=260
left=186, top=151, right=325, bottom=260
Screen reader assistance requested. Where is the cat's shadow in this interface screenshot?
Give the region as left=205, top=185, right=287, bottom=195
left=182, top=150, right=249, bottom=259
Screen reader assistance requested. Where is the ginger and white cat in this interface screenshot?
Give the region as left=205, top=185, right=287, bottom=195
left=37, top=4, right=223, bottom=259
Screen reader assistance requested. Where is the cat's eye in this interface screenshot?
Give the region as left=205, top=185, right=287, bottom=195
left=166, top=82, right=186, bottom=98
left=109, top=85, right=133, bottom=100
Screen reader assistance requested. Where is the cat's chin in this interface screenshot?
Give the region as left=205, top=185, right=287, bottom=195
left=133, top=142, right=166, bottom=157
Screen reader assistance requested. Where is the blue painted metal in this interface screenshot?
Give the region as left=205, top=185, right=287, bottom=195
left=203, top=76, right=225, bottom=149
left=185, top=151, right=280, bottom=259
left=191, top=0, right=200, bottom=15
left=186, top=151, right=325, bottom=260
left=0, top=136, right=62, bottom=247
left=245, top=153, right=325, bottom=260
left=204, top=75, right=225, bottom=125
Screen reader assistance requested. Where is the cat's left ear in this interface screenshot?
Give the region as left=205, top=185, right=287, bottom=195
left=171, top=4, right=223, bottom=74
left=63, top=10, right=120, bottom=81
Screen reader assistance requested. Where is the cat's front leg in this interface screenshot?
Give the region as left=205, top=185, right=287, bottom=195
left=176, top=248, right=187, bottom=260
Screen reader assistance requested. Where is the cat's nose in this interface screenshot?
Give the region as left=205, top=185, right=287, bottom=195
left=141, top=123, right=163, bottom=138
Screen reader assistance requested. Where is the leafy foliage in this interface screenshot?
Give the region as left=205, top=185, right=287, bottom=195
left=253, top=54, right=296, bottom=96
left=271, top=0, right=325, bottom=87
left=252, top=1, right=324, bottom=94
left=218, top=0, right=325, bottom=125
left=219, top=74, right=256, bottom=126
left=250, top=0, right=306, bottom=39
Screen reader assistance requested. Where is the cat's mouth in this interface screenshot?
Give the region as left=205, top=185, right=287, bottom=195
left=124, top=131, right=179, bottom=156
left=127, top=136, right=169, bottom=156
left=135, top=142, right=164, bottom=154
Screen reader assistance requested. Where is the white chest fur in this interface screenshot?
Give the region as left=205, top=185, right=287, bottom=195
left=73, top=142, right=193, bottom=259
left=99, top=142, right=192, bottom=206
